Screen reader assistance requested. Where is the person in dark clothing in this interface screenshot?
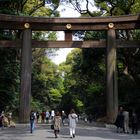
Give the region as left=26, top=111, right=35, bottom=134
left=30, top=111, right=35, bottom=133
left=0, top=111, right=4, bottom=129
left=131, top=111, right=138, bottom=134
left=114, top=107, right=125, bottom=133
left=36, top=111, right=40, bottom=123
left=62, top=111, right=67, bottom=126
left=0, top=116, right=3, bottom=128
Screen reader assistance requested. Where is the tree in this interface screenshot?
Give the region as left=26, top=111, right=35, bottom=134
left=0, top=48, right=20, bottom=112
left=32, top=55, right=64, bottom=111
left=61, top=0, right=140, bottom=118
left=54, top=0, right=140, bottom=16
left=0, top=0, right=61, bottom=114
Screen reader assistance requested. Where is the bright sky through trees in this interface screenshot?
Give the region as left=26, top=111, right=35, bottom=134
left=51, top=5, right=80, bottom=65
left=50, top=1, right=98, bottom=65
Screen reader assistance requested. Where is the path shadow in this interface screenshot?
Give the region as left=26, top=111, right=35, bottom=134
left=0, top=124, right=33, bottom=139
left=0, top=123, right=139, bottom=140
left=60, top=125, right=140, bottom=140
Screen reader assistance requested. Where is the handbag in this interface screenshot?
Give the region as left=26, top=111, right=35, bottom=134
left=51, top=124, right=54, bottom=130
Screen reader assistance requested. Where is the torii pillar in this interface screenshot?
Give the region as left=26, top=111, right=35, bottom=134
left=106, top=24, right=118, bottom=123
left=19, top=24, right=32, bottom=123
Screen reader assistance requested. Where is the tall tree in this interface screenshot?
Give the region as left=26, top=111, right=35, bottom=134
left=0, top=0, right=60, bottom=114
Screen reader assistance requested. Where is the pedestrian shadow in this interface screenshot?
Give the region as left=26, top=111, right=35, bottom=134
left=46, top=136, right=71, bottom=139
left=46, top=136, right=55, bottom=139
left=60, top=126, right=140, bottom=140
left=60, top=136, right=71, bottom=138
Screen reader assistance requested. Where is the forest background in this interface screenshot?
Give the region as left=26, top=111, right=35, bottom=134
left=0, top=0, right=140, bottom=122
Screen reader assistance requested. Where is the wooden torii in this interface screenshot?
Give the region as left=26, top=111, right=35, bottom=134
left=0, top=14, right=140, bottom=123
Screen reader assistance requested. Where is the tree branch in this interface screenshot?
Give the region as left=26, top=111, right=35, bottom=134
left=29, top=1, right=45, bottom=16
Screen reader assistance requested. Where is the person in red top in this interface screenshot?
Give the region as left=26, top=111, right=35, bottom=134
left=41, top=111, right=46, bottom=123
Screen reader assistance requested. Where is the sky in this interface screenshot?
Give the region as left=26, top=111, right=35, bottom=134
left=49, top=1, right=98, bottom=65
left=50, top=5, right=80, bottom=65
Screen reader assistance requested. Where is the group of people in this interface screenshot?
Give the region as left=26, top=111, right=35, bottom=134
left=34, top=110, right=55, bottom=124
left=114, top=107, right=138, bottom=134
left=0, top=111, right=15, bottom=129
left=30, top=108, right=78, bottom=138
left=30, top=110, right=54, bottom=133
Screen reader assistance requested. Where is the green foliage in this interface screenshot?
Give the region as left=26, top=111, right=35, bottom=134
left=62, top=0, right=140, bottom=117
left=131, top=30, right=140, bottom=40
left=60, top=47, right=106, bottom=116
left=31, top=98, right=44, bottom=111
left=61, top=0, right=140, bottom=16
left=49, top=88, right=62, bottom=108
left=0, top=48, right=20, bottom=112
left=94, top=0, right=140, bottom=15
left=73, top=99, right=84, bottom=113
left=84, top=31, right=106, bottom=40
left=32, top=54, right=65, bottom=111
left=117, top=47, right=140, bottom=112
left=131, top=0, right=140, bottom=14
left=0, top=0, right=61, bottom=115
left=23, top=0, right=46, bottom=15
left=0, top=0, right=21, bottom=14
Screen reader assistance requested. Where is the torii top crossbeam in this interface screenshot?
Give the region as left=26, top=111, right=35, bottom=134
left=0, top=14, right=140, bottom=30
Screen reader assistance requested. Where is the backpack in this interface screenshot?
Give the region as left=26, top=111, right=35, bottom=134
left=71, top=114, right=78, bottom=123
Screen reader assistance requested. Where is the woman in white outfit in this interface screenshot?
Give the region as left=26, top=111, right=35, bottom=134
left=123, top=110, right=129, bottom=133
left=68, top=109, right=78, bottom=138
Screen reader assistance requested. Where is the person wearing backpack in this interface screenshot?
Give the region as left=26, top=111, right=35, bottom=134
left=68, top=109, right=78, bottom=138
left=30, top=110, right=35, bottom=133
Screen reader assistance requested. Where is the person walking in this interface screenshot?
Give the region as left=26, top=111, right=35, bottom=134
left=114, top=106, right=124, bottom=133
left=68, top=109, right=78, bottom=138
left=53, top=111, right=61, bottom=138
left=41, top=111, right=45, bottom=123
left=0, top=112, right=4, bottom=129
left=62, top=110, right=67, bottom=126
left=51, top=110, right=55, bottom=121
left=131, top=110, right=138, bottom=134
left=36, top=111, right=40, bottom=123
left=30, top=110, right=35, bottom=133
left=45, top=110, right=50, bottom=123
left=123, top=109, right=129, bottom=133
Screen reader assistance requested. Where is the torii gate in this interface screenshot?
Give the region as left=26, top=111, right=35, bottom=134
left=0, top=14, right=140, bottom=123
